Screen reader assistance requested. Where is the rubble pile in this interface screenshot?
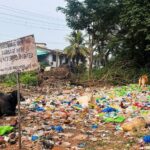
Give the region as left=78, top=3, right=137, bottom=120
left=0, top=84, right=150, bottom=149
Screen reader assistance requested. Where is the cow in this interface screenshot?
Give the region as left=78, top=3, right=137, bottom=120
left=0, top=90, right=25, bottom=116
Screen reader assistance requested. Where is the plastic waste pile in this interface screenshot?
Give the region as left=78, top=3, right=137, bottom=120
left=0, top=84, right=149, bottom=149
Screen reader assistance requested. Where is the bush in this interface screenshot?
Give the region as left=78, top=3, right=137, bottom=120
left=96, top=60, right=150, bottom=85
left=2, top=74, right=16, bottom=86
left=75, top=63, right=87, bottom=74
left=0, top=71, right=38, bottom=87
left=20, top=72, right=38, bottom=86
left=79, top=59, right=150, bottom=85
left=92, top=61, right=135, bottom=84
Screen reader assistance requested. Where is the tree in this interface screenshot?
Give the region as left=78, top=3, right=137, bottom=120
left=118, top=0, right=150, bottom=67
left=64, top=30, right=88, bottom=65
left=57, top=0, right=150, bottom=83
left=58, top=0, right=121, bottom=78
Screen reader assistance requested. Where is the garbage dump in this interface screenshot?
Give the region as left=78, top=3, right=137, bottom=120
left=0, top=84, right=149, bottom=149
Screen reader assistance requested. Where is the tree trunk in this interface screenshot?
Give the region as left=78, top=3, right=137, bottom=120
left=88, top=34, right=94, bottom=80
left=76, top=55, right=80, bottom=66
left=104, top=49, right=111, bottom=66
left=88, top=51, right=93, bottom=78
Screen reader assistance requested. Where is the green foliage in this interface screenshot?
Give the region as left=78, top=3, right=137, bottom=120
left=92, top=60, right=138, bottom=84
left=64, top=30, right=88, bottom=65
left=80, top=58, right=150, bottom=85
left=92, top=69, right=104, bottom=80
left=20, top=72, right=38, bottom=86
left=58, top=0, right=121, bottom=62
left=59, top=0, right=150, bottom=70
left=117, top=0, right=150, bottom=66
left=2, top=74, right=16, bottom=86
left=0, top=72, right=38, bottom=87
left=75, top=63, right=87, bottom=74
left=58, top=0, right=120, bottom=32
left=58, top=0, right=121, bottom=77
left=138, top=68, right=150, bottom=76
left=79, top=71, right=89, bottom=81
left=72, top=63, right=88, bottom=81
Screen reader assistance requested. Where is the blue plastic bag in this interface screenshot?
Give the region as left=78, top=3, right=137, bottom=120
left=31, top=135, right=39, bottom=141
left=36, top=107, right=45, bottom=112
left=143, top=135, right=150, bottom=143
left=102, top=107, right=117, bottom=113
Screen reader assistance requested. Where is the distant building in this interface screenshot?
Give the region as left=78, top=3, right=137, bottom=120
left=36, top=43, right=68, bottom=68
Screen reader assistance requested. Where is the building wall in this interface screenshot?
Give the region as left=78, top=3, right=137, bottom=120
left=37, top=46, right=68, bottom=68
left=47, top=54, right=67, bottom=67
left=47, top=54, right=57, bottom=67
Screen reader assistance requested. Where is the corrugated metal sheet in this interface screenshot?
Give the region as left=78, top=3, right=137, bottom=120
left=37, top=47, right=49, bottom=56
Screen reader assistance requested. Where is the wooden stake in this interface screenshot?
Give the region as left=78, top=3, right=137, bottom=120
left=16, top=72, right=22, bottom=150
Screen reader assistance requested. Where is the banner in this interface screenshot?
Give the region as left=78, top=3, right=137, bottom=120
left=0, top=35, right=39, bottom=75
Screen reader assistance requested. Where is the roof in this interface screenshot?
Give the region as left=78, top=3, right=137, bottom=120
left=37, top=49, right=49, bottom=56
left=36, top=46, right=66, bottom=56
left=36, top=42, right=46, bottom=45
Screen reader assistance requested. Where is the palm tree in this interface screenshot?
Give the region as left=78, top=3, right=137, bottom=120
left=64, top=30, right=88, bottom=65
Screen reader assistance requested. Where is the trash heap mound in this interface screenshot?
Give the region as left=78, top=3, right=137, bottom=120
left=0, top=84, right=149, bottom=149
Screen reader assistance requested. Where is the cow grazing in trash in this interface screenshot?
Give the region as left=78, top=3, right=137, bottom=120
left=0, top=90, right=25, bottom=116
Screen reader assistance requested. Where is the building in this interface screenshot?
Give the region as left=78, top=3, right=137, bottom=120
left=36, top=43, right=68, bottom=68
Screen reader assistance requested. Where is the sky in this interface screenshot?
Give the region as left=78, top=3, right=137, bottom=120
left=0, top=0, right=71, bottom=50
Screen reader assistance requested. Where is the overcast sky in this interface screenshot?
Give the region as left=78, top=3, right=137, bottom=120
left=0, top=0, right=71, bottom=50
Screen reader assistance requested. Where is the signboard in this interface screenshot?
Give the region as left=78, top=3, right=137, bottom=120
left=0, top=35, right=39, bottom=75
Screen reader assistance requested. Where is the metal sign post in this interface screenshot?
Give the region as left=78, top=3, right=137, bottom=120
left=16, top=72, right=22, bottom=150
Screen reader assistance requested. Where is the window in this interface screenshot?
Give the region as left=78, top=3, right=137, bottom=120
left=52, top=54, right=56, bottom=61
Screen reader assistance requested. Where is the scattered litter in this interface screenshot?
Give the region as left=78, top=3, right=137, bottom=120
left=0, top=84, right=149, bottom=149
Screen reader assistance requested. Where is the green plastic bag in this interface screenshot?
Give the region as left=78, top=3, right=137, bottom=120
left=96, top=113, right=105, bottom=117
left=104, top=116, right=125, bottom=123
left=104, top=117, right=114, bottom=123
left=0, top=126, right=14, bottom=136
left=114, top=116, right=125, bottom=123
